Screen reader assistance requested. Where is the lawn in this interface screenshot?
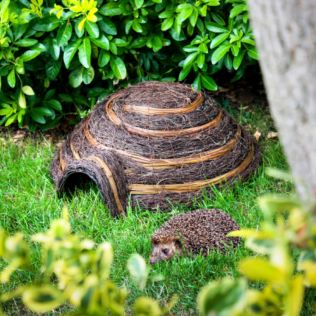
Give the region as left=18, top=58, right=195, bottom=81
left=0, top=101, right=292, bottom=315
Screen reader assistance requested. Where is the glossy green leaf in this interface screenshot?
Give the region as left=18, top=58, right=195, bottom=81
left=57, top=22, right=72, bottom=47
left=134, top=0, right=144, bottom=9
left=110, top=42, right=118, bottom=55
left=45, top=60, right=62, bottom=80
left=82, top=66, right=95, bottom=84
left=159, top=9, right=173, bottom=19
left=63, top=40, right=81, bottom=69
left=176, top=4, right=193, bottom=23
left=99, top=18, right=117, bottom=35
left=15, top=59, right=25, bottom=75
left=130, top=37, right=147, bottom=49
left=233, top=50, right=245, bottom=70
left=192, top=74, right=201, bottom=91
left=205, top=22, right=227, bottom=33
left=97, top=242, right=113, bottom=279
left=207, top=0, right=220, bottom=5
left=132, top=20, right=143, bottom=33
left=178, top=66, right=191, bottom=81
left=189, top=8, right=198, bottom=27
left=5, top=114, right=17, bottom=126
left=241, top=36, right=256, bottom=46
left=196, top=53, right=205, bottom=69
left=7, top=69, right=16, bottom=88
left=210, top=32, right=230, bottom=49
left=258, top=194, right=301, bottom=216
left=69, top=68, right=83, bottom=88
left=91, top=35, right=110, bottom=50
left=22, top=86, right=34, bottom=96
left=197, top=278, right=247, bottom=316
left=161, top=17, right=174, bottom=31
left=224, top=54, right=233, bottom=70
left=46, top=100, right=62, bottom=112
left=231, top=44, right=240, bottom=57
left=228, top=229, right=275, bottom=239
left=78, top=38, right=91, bottom=68
left=75, top=20, right=84, bottom=38
left=183, top=52, right=198, bottom=70
left=199, top=4, right=207, bottom=17
left=28, top=112, right=47, bottom=127
left=18, top=91, right=26, bottom=109
left=211, top=12, right=225, bottom=26
left=285, top=276, right=304, bottom=316
left=133, top=297, right=161, bottom=316
left=201, top=74, right=217, bottom=91
left=114, top=38, right=129, bottom=47
left=239, top=257, right=285, bottom=282
left=33, top=17, right=60, bottom=32
left=98, top=51, right=110, bottom=67
left=127, top=254, right=148, bottom=290
left=151, top=36, right=163, bottom=52
left=85, top=21, right=99, bottom=39
left=110, top=56, right=127, bottom=80
left=20, top=49, right=42, bottom=62
left=22, top=285, right=64, bottom=313
left=50, top=39, right=60, bottom=60
left=230, top=4, right=247, bottom=18
left=15, top=39, right=38, bottom=47
left=211, top=44, right=230, bottom=64
left=0, top=65, right=11, bottom=76
left=99, top=3, right=122, bottom=16
left=32, top=107, right=54, bottom=117
left=247, top=47, right=259, bottom=60
left=0, top=104, right=13, bottom=116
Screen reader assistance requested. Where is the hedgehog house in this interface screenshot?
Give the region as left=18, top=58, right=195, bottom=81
left=51, top=81, right=260, bottom=216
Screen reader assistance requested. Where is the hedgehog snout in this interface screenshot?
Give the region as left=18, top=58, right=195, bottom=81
left=150, top=257, right=158, bottom=264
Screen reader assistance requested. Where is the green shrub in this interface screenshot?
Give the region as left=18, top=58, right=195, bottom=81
left=0, top=208, right=177, bottom=315
left=197, top=170, right=316, bottom=316
left=0, top=0, right=257, bottom=130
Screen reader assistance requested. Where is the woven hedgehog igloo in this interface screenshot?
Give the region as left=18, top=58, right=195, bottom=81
left=51, top=81, right=260, bottom=216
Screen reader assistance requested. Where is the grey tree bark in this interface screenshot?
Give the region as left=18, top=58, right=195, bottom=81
left=248, top=0, right=316, bottom=203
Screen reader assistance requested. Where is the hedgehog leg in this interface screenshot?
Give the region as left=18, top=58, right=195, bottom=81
left=54, top=152, right=128, bottom=217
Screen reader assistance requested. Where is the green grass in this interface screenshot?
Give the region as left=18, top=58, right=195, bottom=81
left=0, top=104, right=292, bottom=315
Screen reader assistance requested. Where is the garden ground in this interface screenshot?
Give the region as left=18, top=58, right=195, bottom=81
left=0, top=94, right=292, bottom=315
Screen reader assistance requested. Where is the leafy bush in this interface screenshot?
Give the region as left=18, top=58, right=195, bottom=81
left=0, top=208, right=177, bottom=315
left=197, top=170, right=316, bottom=316
left=0, top=0, right=257, bottom=130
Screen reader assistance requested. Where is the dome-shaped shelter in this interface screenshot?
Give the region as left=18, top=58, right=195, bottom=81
left=51, top=81, right=260, bottom=216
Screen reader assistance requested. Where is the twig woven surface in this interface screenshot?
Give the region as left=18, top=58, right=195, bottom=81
left=51, top=81, right=260, bottom=216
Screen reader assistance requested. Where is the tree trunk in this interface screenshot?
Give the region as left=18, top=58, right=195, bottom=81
left=248, top=0, right=316, bottom=203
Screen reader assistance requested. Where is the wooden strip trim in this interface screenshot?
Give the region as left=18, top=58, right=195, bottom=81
left=83, top=119, right=240, bottom=169
left=70, top=141, right=81, bottom=160
left=83, top=121, right=98, bottom=146
left=128, top=145, right=254, bottom=194
left=123, top=111, right=222, bottom=137
left=86, top=155, right=124, bottom=214
left=105, top=94, right=222, bottom=137
left=123, top=93, right=204, bottom=115
left=59, top=144, right=66, bottom=171
left=138, top=127, right=241, bottom=169
left=104, top=91, right=126, bottom=126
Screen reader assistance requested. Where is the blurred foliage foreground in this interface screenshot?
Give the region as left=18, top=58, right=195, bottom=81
left=0, top=0, right=258, bottom=130
left=1, top=171, right=316, bottom=315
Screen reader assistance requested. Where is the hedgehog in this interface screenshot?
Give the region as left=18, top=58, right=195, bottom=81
left=150, top=209, right=240, bottom=264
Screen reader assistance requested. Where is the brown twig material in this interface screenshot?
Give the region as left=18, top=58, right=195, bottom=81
left=128, top=144, right=254, bottom=194
left=51, top=81, right=260, bottom=216
left=123, top=92, right=204, bottom=115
